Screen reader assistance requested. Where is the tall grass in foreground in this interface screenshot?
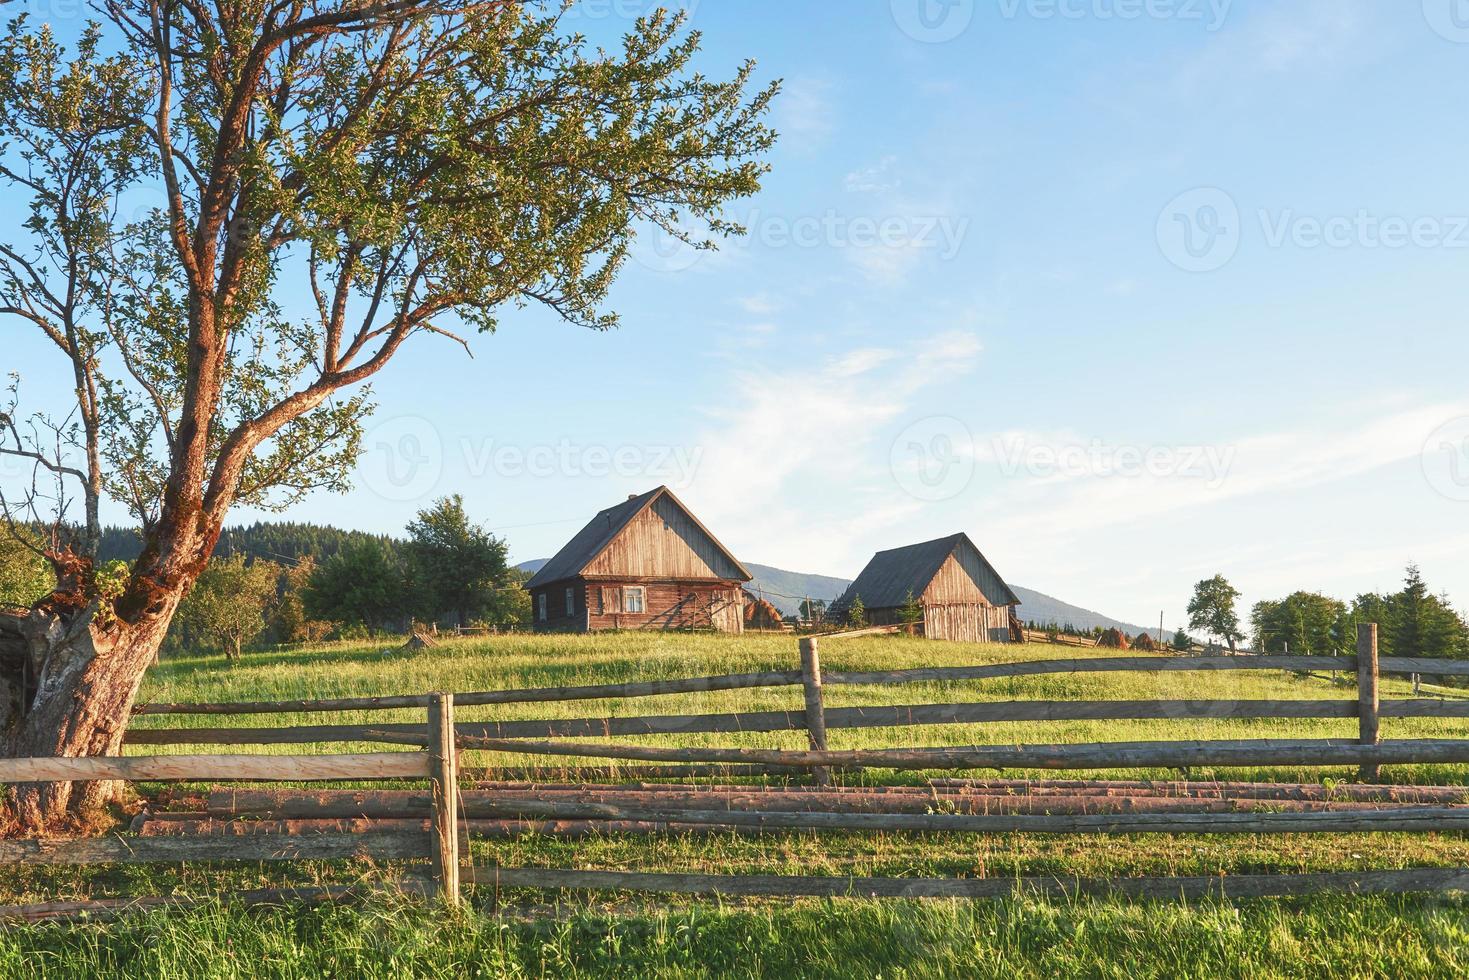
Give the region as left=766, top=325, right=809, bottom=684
left=2, top=895, right=1468, bottom=979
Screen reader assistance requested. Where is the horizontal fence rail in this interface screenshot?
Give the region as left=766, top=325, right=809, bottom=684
left=463, top=866, right=1469, bottom=901
left=124, top=698, right=1469, bottom=747
left=385, top=735, right=1469, bottom=771
left=128, top=655, right=1469, bottom=717
left=0, top=752, right=429, bottom=783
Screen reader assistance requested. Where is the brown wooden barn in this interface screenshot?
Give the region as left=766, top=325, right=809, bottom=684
left=830, top=533, right=1020, bottom=642
left=526, top=486, right=751, bottom=633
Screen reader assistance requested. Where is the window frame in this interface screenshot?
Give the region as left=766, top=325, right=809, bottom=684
left=622, top=586, right=646, bottom=614
left=537, top=592, right=547, bottom=622
left=565, top=587, right=576, bottom=617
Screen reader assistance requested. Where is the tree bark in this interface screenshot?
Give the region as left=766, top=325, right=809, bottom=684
left=1, top=592, right=183, bottom=832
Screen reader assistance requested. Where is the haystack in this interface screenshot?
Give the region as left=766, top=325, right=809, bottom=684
left=1096, top=628, right=1131, bottom=650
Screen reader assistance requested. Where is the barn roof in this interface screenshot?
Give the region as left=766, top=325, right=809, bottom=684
left=526, top=486, right=751, bottom=589
left=832, top=533, right=1020, bottom=611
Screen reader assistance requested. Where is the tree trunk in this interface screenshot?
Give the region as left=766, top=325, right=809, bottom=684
left=1, top=598, right=179, bottom=832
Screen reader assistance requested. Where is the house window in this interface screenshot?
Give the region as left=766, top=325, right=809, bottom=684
left=623, top=586, right=646, bottom=614
left=565, top=587, right=576, bottom=616
left=537, top=593, right=547, bottom=622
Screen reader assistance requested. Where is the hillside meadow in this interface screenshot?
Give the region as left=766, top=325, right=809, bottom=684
left=5, top=632, right=1469, bottom=977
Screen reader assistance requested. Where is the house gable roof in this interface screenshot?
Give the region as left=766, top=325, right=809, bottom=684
left=526, top=486, right=752, bottom=589
left=833, top=533, right=1020, bottom=611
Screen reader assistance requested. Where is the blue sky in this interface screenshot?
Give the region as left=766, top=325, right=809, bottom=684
left=6, top=0, right=1469, bottom=629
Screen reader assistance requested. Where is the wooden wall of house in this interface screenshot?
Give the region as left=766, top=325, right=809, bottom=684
left=920, top=602, right=1013, bottom=643
left=531, top=582, right=589, bottom=632
left=922, top=553, right=1012, bottom=608
left=582, top=496, right=745, bottom=581
left=534, top=580, right=744, bottom=633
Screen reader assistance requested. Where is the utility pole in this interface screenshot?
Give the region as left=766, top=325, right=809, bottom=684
left=1159, top=611, right=1164, bottom=646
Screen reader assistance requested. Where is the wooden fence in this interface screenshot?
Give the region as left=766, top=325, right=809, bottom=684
left=7, top=623, right=1469, bottom=917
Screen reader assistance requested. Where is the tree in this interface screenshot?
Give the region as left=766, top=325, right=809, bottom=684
left=0, top=531, right=52, bottom=608
left=268, top=556, right=332, bottom=645
left=0, top=5, right=774, bottom=825
left=404, top=495, right=508, bottom=627
left=898, top=590, right=922, bottom=627
left=1250, top=592, right=1346, bottom=655
left=1187, top=575, right=1244, bottom=652
left=1171, top=628, right=1194, bottom=652
left=304, top=541, right=409, bottom=634
left=799, top=599, right=827, bottom=623
left=1392, top=565, right=1461, bottom=661
left=174, top=556, right=279, bottom=661
left=845, top=595, right=867, bottom=629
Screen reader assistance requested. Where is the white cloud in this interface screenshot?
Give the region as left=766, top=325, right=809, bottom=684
left=686, top=329, right=985, bottom=570
left=845, top=156, right=900, bottom=194
left=775, top=76, right=836, bottom=152
left=739, top=293, right=780, bottom=316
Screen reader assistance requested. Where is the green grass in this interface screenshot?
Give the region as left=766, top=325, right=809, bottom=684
left=7, top=632, right=1469, bottom=976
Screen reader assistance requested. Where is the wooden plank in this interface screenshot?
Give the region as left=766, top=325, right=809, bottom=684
left=823, top=656, right=1355, bottom=686
left=0, top=752, right=429, bottom=783
left=427, top=735, right=1469, bottom=771
left=131, top=670, right=804, bottom=716
left=800, top=637, right=831, bottom=787
left=435, top=797, right=1469, bottom=833
left=127, top=699, right=1391, bottom=747
left=0, top=884, right=431, bottom=925
left=1381, top=657, right=1469, bottom=677
left=1360, top=624, right=1381, bottom=783
left=427, top=693, right=460, bottom=907
left=0, top=831, right=430, bottom=866
left=463, top=866, right=1469, bottom=900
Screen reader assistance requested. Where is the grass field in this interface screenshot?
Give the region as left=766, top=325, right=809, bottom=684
left=6, top=632, right=1469, bottom=977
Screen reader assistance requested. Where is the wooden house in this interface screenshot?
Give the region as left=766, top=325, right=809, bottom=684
left=830, top=533, right=1020, bottom=642
left=526, top=486, right=751, bottom=633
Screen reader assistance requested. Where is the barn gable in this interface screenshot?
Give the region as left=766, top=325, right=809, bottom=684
left=527, top=486, right=750, bottom=589
left=834, top=533, right=1019, bottom=613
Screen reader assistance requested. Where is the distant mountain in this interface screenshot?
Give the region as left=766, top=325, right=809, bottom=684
left=744, top=563, right=850, bottom=617
left=1009, top=585, right=1165, bottom=641
left=514, top=558, right=1163, bottom=640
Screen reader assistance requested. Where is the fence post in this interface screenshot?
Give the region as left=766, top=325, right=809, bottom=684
left=427, top=692, right=461, bottom=907
left=799, top=637, right=831, bottom=787
left=1357, top=623, right=1380, bottom=783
